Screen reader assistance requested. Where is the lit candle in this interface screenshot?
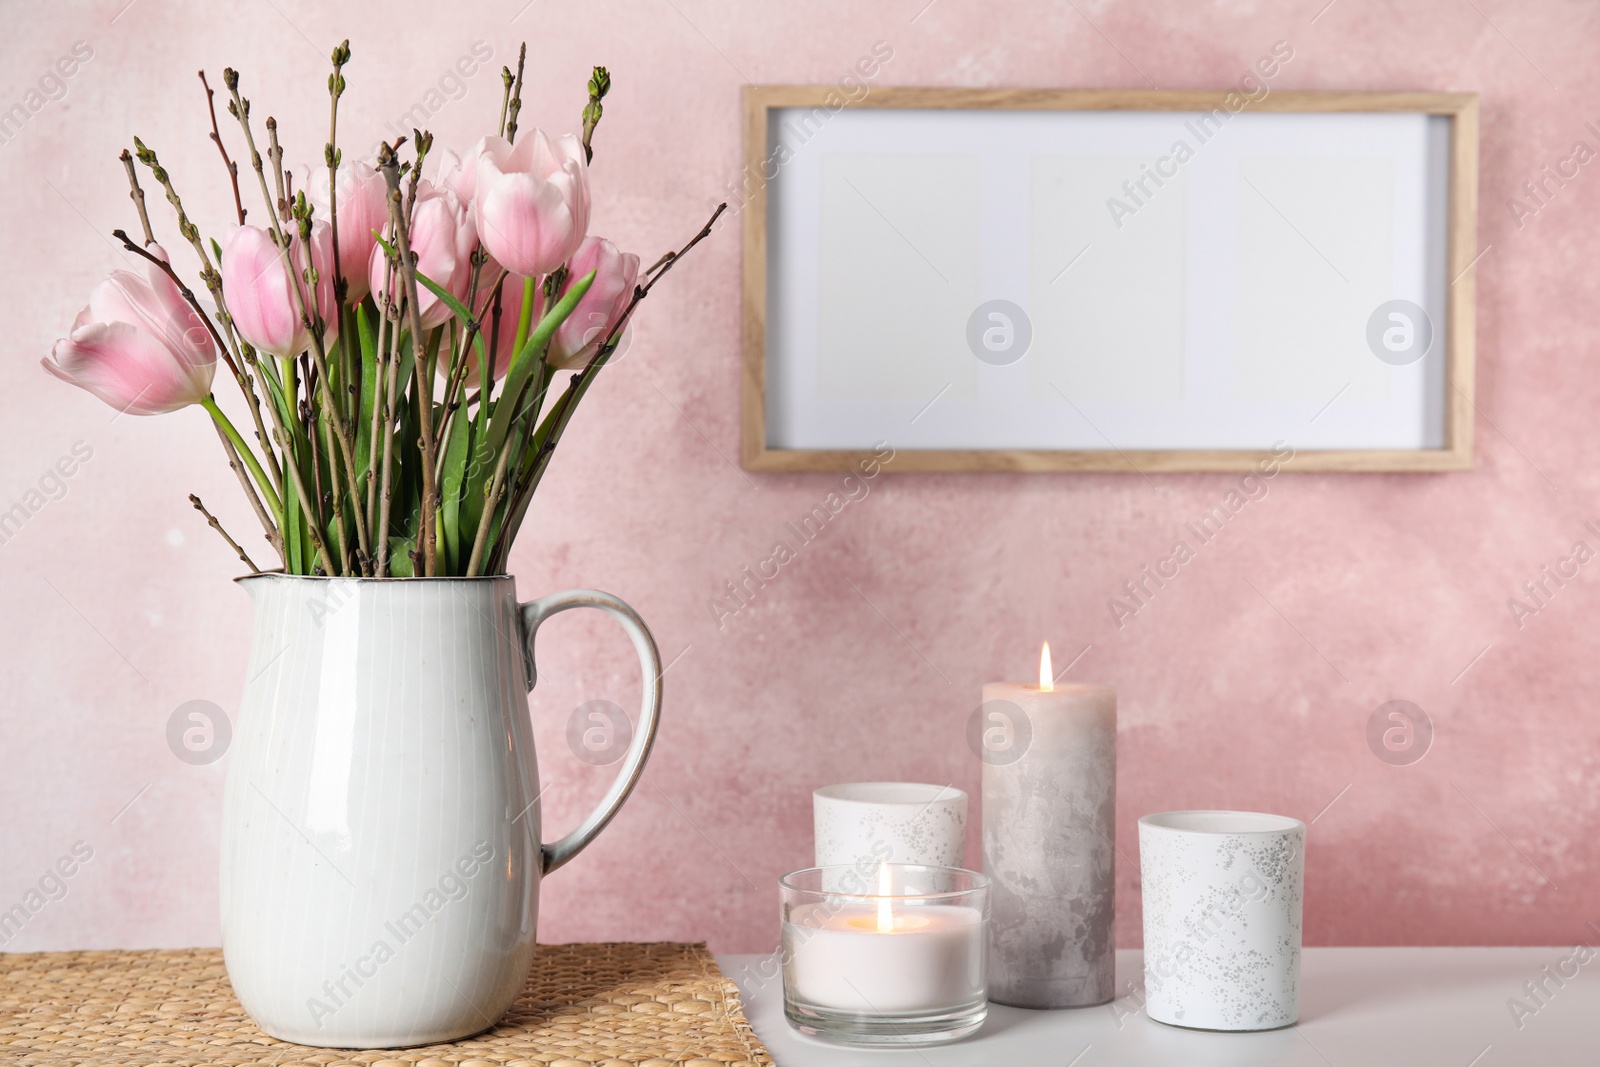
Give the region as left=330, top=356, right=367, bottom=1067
left=780, top=863, right=989, bottom=1043
left=981, top=643, right=1116, bottom=1008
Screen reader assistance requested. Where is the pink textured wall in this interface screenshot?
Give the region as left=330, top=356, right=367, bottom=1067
left=3, top=0, right=1598, bottom=955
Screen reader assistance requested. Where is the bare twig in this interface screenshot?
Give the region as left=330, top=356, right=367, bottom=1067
left=209, top=421, right=281, bottom=561
left=497, top=66, right=514, bottom=137
left=490, top=203, right=727, bottom=569
left=376, top=273, right=404, bottom=576
left=326, top=40, right=353, bottom=417
left=118, top=150, right=155, bottom=245
left=223, top=71, right=287, bottom=245
left=199, top=71, right=246, bottom=225
left=266, top=117, right=288, bottom=224
left=505, top=44, right=527, bottom=144
left=465, top=400, right=525, bottom=576
left=112, top=229, right=238, bottom=378
left=379, top=143, right=440, bottom=575
left=190, top=493, right=261, bottom=572
left=128, top=140, right=284, bottom=497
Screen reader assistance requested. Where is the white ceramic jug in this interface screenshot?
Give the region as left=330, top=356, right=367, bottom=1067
left=219, top=575, right=662, bottom=1048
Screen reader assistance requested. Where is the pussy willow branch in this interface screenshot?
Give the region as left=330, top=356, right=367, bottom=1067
left=465, top=388, right=530, bottom=576
left=273, top=174, right=372, bottom=571
left=125, top=149, right=242, bottom=381
left=364, top=276, right=391, bottom=543
left=497, top=66, right=514, bottom=137
left=505, top=44, right=527, bottom=144
left=376, top=270, right=404, bottom=576
left=223, top=71, right=288, bottom=247
left=118, top=150, right=155, bottom=245
left=266, top=118, right=288, bottom=224
left=111, top=222, right=286, bottom=518
left=270, top=193, right=362, bottom=572
left=433, top=268, right=506, bottom=479
left=580, top=66, right=610, bottom=165
left=221, top=76, right=360, bottom=575
left=198, top=70, right=246, bottom=225
left=326, top=40, right=353, bottom=428
left=190, top=493, right=259, bottom=572
left=489, top=203, right=727, bottom=572
left=379, top=144, right=440, bottom=576
left=111, top=227, right=282, bottom=558
left=111, top=230, right=235, bottom=379
left=209, top=420, right=280, bottom=561
left=126, top=144, right=282, bottom=496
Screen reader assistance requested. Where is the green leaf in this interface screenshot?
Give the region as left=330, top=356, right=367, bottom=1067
left=386, top=535, right=416, bottom=577
left=355, top=302, right=377, bottom=484
left=439, top=403, right=471, bottom=573
left=481, top=269, right=595, bottom=478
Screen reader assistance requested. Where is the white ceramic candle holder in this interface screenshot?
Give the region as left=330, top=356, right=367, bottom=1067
left=1138, top=811, right=1306, bottom=1031
left=813, top=783, right=967, bottom=868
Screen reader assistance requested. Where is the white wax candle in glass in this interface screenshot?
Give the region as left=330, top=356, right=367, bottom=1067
left=780, top=863, right=989, bottom=1048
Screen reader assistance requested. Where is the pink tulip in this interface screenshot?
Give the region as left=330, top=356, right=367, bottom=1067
left=547, top=237, right=639, bottom=370
left=43, top=246, right=216, bottom=415
left=305, top=160, right=389, bottom=302
left=368, top=181, right=477, bottom=330
left=434, top=136, right=492, bottom=204
left=473, top=129, right=590, bottom=277
left=221, top=223, right=339, bottom=359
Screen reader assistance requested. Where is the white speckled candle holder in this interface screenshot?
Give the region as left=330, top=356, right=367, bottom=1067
left=1138, top=811, right=1306, bottom=1032
left=813, top=783, right=968, bottom=868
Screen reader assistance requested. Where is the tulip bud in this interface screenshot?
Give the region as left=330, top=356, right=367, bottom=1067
left=368, top=181, right=477, bottom=331
left=221, top=223, right=338, bottom=359
left=546, top=236, right=639, bottom=370
left=472, top=129, right=590, bottom=278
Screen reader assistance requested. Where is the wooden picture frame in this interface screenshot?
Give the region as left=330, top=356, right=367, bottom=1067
left=741, top=87, right=1479, bottom=473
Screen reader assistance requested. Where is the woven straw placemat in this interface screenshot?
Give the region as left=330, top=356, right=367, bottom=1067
left=0, top=942, right=773, bottom=1067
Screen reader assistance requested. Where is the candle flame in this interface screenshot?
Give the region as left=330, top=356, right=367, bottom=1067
left=1040, top=642, right=1054, bottom=691
left=876, top=862, right=893, bottom=933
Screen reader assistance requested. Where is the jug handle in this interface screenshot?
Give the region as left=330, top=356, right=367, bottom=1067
left=519, top=588, right=663, bottom=876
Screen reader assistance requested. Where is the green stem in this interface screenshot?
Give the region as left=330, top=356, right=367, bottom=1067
left=510, top=274, right=537, bottom=366
left=202, top=395, right=284, bottom=522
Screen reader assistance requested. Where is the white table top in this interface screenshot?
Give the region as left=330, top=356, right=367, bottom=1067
left=718, top=948, right=1594, bottom=1065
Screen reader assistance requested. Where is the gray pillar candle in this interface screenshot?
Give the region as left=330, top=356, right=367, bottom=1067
left=981, top=655, right=1116, bottom=1009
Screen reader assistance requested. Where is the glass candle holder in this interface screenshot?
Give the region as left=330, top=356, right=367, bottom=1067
left=779, top=863, right=989, bottom=1047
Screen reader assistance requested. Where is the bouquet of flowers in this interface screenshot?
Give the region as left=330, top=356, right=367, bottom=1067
left=44, top=41, right=720, bottom=577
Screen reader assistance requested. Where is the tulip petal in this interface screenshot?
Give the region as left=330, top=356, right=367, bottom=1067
left=46, top=321, right=211, bottom=415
